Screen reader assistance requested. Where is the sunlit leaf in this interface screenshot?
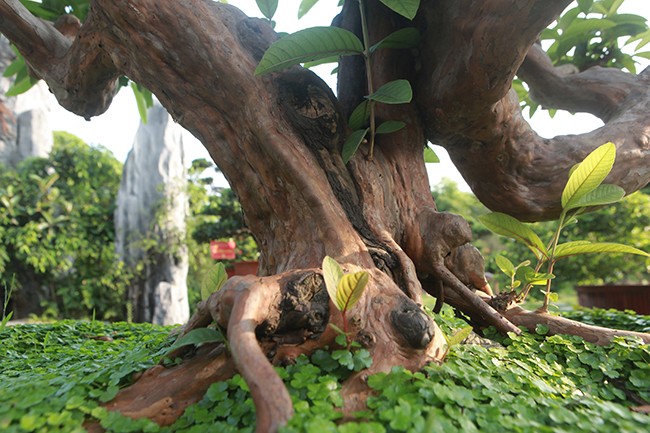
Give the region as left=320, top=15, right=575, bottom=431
left=255, top=27, right=363, bottom=75
left=555, top=241, right=650, bottom=259
left=200, top=262, right=228, bottom=301
left=379, top=0, right=420, bottom=20
left=336, top=271, right=369, bottom=313
left=565, top=183, right=625, bottom=211
left=369, top=28, right=420, bottom=53
left=479, top=212, right=549, bottom=259
left=342, top=128, right=368, bottom=163
left=366, top=79, right=412, bottom=104
left=446, top=325, right=473, bottom=347
left=322, top=256, right=344, bottom=309
left=423, top=147, right=439, bottom=163
left=375, top=120, right=405, bottom=134
left=517, top=266, right=554, bottom=285
left=562, top=142, right=616, bottom=210
left=495, top=255, right=515, bottom=277
left=131, top=83, right=153, bottom=124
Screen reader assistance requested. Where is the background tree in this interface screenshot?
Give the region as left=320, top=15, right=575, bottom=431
left=1, top=0, right=650, bottom=431
left=0, top=131, right=129, bottom=320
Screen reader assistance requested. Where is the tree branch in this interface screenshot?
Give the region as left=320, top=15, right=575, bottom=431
left=416, top=0, right=650, bottom=221
left=0, top=0, right=119, bottom=118
left=518, top=43, right=639, bottom=122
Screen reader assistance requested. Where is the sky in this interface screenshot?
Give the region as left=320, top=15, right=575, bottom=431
left=38, top=0, right=650, bottom=192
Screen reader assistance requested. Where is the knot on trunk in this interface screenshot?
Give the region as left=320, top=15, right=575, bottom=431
left=390, top=299, right=436, bottom=349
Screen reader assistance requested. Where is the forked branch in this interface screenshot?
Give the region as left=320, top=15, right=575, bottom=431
left=0, top=0, right=119, bottom=117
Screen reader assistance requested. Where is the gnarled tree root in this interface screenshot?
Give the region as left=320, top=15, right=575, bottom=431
left=84, top=343, right=236, bottom=433
left=97, top=269, right=448, bottom=433
left=504, top=305, right=650, bottom=345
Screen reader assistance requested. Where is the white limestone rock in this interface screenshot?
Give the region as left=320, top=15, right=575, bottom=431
left=115, top=103, right=190, bottom=325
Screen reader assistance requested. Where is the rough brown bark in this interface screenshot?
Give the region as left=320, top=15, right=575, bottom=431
left=1, top=0, right=649, bottom=432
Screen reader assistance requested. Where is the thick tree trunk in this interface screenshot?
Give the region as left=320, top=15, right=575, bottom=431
left=1, top=0, right=649, bottom=431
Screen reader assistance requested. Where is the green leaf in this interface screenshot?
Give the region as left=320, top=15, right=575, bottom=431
left=167, top=328, right=225, bottom=353
left=379, top=0, right=420, bottom=20
left=6, top=74, right=37, bottom=97
left=478, top=212, right=549, bottom=259
left=446, top=325, right=473, bottom=347
left=554, top=18, right=617, bottom=58
left=562, top=142, right=616, bottom=210
left=298, top=0, right=319, bottom=18
left=336, top=271, right=369, bottom=313
left=303, top=56, right=339, bottom=69
left=517, top=266, right=554, bottom=285
left=322, top=256, right=344, bottom=310
left=366, top=79, right=412, bottom=104
left=495, top=255, right=515, bottom=277
left=255, top=27, right=363, bottom=75
left=565, top=183, right=625, bottom=211
left=200, top=262, right=228, bottom=301
left=0, top=311, right=13, bottom=332
left=423, top=147, right=440, bottom=163
left=131, top=83, right=151, bottom=124
left=369, top=28, right=420, bottom=54
left=577, top=0, right=593, bottom=13
left=554, top=241, right=650, bottom=259
left=256, top=0, right=278, bottom=20
left=20, top=1, right=60, bottom=20
left=2, top=57, right=26, bottom=78
left=348, top=100, right=370, bottom=130
left=342, top=128, right=368, bottom=163
left=375, top=120, right=405, bottom=134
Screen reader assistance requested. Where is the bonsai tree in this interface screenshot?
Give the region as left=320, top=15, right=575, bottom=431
left=1, top=0, right=649, bottom=431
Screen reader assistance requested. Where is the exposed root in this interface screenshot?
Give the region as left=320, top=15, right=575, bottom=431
left=87, top=343, right=236, bottom=433
left=504, top=305, right=650, bottom=345
left=415, top=208, right=521, bottom=335
left=224, top=277, right=294, bottom=433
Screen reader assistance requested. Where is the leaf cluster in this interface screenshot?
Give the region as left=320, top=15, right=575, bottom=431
left=255, top=0, right=421, bottom=162
left=516, top=0, right=650, bottom=117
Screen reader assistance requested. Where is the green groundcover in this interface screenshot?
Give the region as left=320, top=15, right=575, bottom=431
left=1, top=307, right=649, bottom=433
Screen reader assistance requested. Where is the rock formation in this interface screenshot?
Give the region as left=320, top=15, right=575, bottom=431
left=0, top=36, right=53, bottom=167
left=115, top=103, right=190, bottom=325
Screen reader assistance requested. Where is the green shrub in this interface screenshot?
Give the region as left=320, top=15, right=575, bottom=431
left=0, top=132, right=129, bottom=320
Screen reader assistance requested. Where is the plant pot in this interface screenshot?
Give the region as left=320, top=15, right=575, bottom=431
left=226, top=261, right=259, bottom=278
left=576, top=285, right=650, bottom=314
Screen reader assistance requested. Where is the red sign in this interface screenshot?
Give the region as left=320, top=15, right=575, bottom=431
left=210, top=240, right=236, bottom=260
